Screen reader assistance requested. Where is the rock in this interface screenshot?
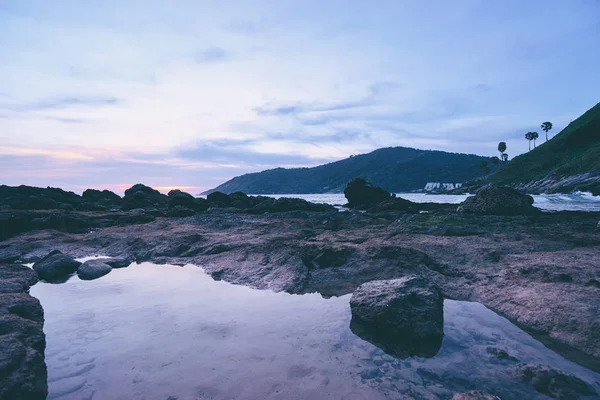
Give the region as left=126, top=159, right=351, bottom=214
left=0, top=264, right=47, bottom=400
left=0, top=247, right=21, bottom=264
left=116, top=213, right=155, bottom=226
left=168, top=190, right=208, bottom=212
left=486, top=346, right=519, bottom=362
left=167, top=206, right=196, bottom=218
left=81, top=189, right=122, bottom=211
left=457, top=185, right=538, bottom=215
left=103, top=257, right=133, bottom=269
left=344, top=178, right=391, bottom=208
left=121, top=184, right=168, bottom=211
left=366, top=197, right=415, bottom=213
left=513, top=364, right=597, bottom=400
left=0, top=184, right=81, bottom=210
left=77, top=260, right=112, bottom=280
left=349, top=275, right=444, bottom=358
left=451, top=391, right=497, bottom=400
left=32, top=252, right=81, bottom=281
left=249, top=197, right=335, bottom=214
left=0, top=264, right=39, bottom=294
left=206, top=191, right=231, bottom=205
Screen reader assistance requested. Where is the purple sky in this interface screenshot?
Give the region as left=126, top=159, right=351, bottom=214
left=1, top=0, right=599, bottom=194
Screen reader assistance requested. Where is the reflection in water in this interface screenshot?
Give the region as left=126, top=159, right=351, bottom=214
left=349, top=317, right=443, bottom=359
left=31, top=262, right=600, bottom=400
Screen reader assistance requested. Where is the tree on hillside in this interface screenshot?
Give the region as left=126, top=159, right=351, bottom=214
left=498, top=142, right=507, bottom=161
left=541, top=121, right=553, bottom=142
left=491, top=156, right=500, bottom=166
left=532, top=131, right=539, bottom=148
left=525, top=132, right=533, bottom=151
left=501, top=153, right=509, bottom=162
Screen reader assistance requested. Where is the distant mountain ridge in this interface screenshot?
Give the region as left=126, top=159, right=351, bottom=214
left=204, top=147, right=490, bottom=194
left=487, top=102, right=600, bottom=195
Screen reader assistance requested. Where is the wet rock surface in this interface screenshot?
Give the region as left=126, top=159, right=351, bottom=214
left=349, top=276, right=444, bottom=358
left=451, top=391, right=498, bottom=400
left=77, top=260, right=112, bottom=280
left=32, top=251, right=81, bottom=281
left=458, top=185, right=539, bottom=215
left=513, top=364, right=598, bottom=399
left=0, top=264, right=47, bottom=400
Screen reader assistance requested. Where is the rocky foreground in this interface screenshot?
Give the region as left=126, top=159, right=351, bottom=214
left=1, top=182, right=599, bottom=398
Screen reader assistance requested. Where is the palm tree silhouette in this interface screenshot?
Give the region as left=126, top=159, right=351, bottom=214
left=541, top=121, right=552, bottom=142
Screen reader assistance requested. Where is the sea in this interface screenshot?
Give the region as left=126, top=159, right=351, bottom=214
left=216, top=192, right=600, bottom=212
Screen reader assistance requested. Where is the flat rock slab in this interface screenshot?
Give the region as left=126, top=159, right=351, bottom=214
left=77, top=260, right=112, bottom=280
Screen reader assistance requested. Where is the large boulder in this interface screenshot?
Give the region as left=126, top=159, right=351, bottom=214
left=167, top=190, right=208, bottom=212
left=81, top=189, right=122, bottom=211
left=103, top=257, right=133, bottom=269
left=121, top=184, right=168, bottom=211
left=350, top=275, right=444, bottom=358
left=0, top=264, right=48, bottom=400
left=77, top=260, right=112, bottom=280
left=513, top=364, right=597, bottom=400
left=344, top=178, right=391, bottom=208
left=32, top=251, right=81, bottom=281
left=457, top=185, right=538, bottom=215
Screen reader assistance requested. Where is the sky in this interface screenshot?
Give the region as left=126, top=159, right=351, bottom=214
left=1, top=0, right=599, bottom=194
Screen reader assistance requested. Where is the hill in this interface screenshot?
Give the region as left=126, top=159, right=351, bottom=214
left=204, top=147, right=490, bottom=194
left=488, top=102, right=600, bottom=195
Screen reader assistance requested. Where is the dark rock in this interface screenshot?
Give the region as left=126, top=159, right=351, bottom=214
left=103, top=257, right=133, bottom=269
left=0, top=247, right=21, bottom=264
left=121, top=184, right=168, bottom=211
left=206, top=191, right=231, bottom=204
left=248, top=197, right=335, bottom=214
left=344, top=178, right=391, bottom=208
left=513, top=364, right=597, bottom=400
left=81, top=189, right=122, bottom=211
left=0, top=184, right=81, bottom=211
left=0, top=264, right=39, bottom=294
left=168, top=190, right=207, bottom=211
left=486, top=346, right=519, bottom=362
left=32, top=253, right=81, bottom=281
left=167, top=206, right=196, bottom=218
left=349, top=275, right=444, bottom=358
left=366, top=197, right=415, bottom=213
left=585, top=279, right=600, bottom=289
left=116, top=213, right=155, bottom=226
left=0, top=264, right=47, bottom=400
left=451, top=391, right=498, bottom=400
left=77, top=260, right=112, bottom=280
left=457, top=185, right=538, bottom=215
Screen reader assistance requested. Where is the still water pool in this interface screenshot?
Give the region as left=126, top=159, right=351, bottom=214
left=31, top=262, right=600, bottom=400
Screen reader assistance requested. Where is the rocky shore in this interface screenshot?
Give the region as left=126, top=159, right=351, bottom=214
left=1, top=182, right=599, bottom=398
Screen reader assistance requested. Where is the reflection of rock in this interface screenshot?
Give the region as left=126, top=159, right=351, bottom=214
left=32, top=251, right=81, bottom=281
left=77, top=260, right=112, bottom=280
left=349, top=275, right=443, bottom=358
left=513, top=364, right=597, bottom=400
left=451, top=391, right=497, bottom=400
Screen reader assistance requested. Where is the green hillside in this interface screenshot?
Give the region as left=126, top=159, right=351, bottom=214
left=490, top=102, right=600, bottom=186
left=204, top=147, right=489, bottom=194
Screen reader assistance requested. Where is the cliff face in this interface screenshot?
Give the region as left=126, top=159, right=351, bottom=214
left=204, top=147, right=489, bottom=194
left=0, top=264, right=47, bottom=400
left=489, top=102, right=600, bottom=195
